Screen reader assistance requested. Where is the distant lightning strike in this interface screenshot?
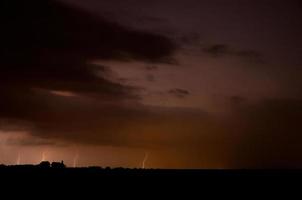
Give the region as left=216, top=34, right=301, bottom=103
left=142, top=152, right=149, bottom=169
left=16, top=153, right=21, bottom=165
left=73, top=152, right=79, bottom=168
left=41, top=151, right=46, bottom=162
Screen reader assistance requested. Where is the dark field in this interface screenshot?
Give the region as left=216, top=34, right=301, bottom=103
left=1, top=164, right=302, bottom=178
left=1, top=164, right=300, bottom=193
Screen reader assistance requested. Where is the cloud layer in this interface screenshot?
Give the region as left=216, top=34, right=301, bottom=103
left=1, top=0, right=302, bottom=169
left=202, top=44, right=264, bottom=63
left=0, top=0, right=177, bottom=130
left=0, top=0, right=179, bottom=148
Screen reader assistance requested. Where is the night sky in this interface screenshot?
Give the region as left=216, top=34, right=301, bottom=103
left=1, top=0, right=302, bottom=169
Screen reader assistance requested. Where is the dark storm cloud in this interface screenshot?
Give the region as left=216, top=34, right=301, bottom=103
left=0, top=0, right=176, bottom=97
left=0, top=0, right=176, bottom=89
left=0, top=0, right=177, bottom=146
left=168, top=89, right=190, bottom=98
left=1, top=0, right=176, bottom=63
left=0, top=1, right=176, bottom=107
left=202, top=44, right=264, bottom=63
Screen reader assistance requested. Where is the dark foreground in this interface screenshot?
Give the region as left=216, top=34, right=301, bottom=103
left=0, top=165, right=301, bottom=193
left=1, top=164, right=302, bottom=178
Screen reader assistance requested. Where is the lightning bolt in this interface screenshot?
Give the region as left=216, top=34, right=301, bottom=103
left=41, top=151, right=46, bottom=162
left=73, top=152, right=79, bottom=168
left=16, top=153, right=21, bottom=165
left=142, top=152, right=149, bottom=169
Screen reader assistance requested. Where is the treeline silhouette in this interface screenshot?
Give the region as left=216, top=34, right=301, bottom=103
left=0, top=160, right=154, bottom=172
left=0, top=160, right=177, bottom=180
left=1, top=161, right=302, bottom=178
left=0, top=161, right=66, bottom=169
